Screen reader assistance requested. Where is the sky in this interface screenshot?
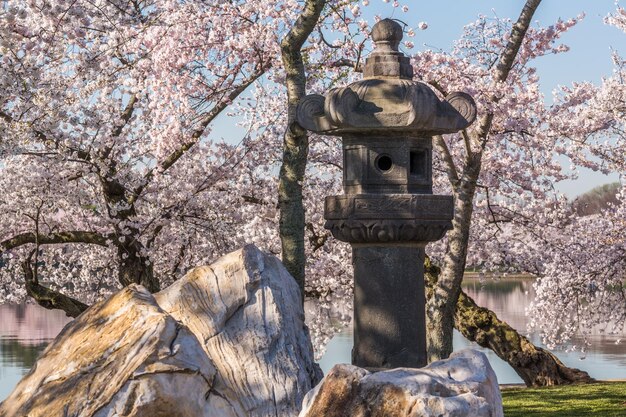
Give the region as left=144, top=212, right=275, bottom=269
left=376, top=0, right=624, bottom=93
left=368, top=0, right=625, bottom=197
left=214, top=0, right=624, bottom=197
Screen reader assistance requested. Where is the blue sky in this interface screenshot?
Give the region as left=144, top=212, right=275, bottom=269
left=367, top=0, right=625, bottom=196
left=378, top=0, right=624, bottom=94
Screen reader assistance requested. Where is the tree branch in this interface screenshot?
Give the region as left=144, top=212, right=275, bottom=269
left=242, top=195, right=266, bottom=205
left=21, top=252, right=88, bottom=318
left=495, top=0, right=542, bottom=82
left=1, top=231, right=111, bottom=252
left=328, top=58, right=363, bottom=72
left=460, top=129, right=473, bottom=156
left=0, top=110, right=91, bottom=160
left=100, top=94, right=138, bottom=160
left=131, top=67, right=268, bottom=203
left=476, top=0, right=542, bottom=144
left=433, top=135, right=459, bottom=186
left=306, top=222, right=329, bottom=252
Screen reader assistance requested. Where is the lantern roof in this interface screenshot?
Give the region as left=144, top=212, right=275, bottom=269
left=296, top=19, right=477, bottom=136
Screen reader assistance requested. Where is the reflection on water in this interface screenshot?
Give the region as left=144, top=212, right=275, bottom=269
left=0, top=304, right=71, bottom=401
left=1, top=338, right=48, bottom=371
left=1, top=276, right=624, bottom=401
left=318, top=275, right=626, bottom=383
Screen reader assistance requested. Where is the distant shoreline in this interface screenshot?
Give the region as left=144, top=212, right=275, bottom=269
left=463, top=272, right=534, bottom=280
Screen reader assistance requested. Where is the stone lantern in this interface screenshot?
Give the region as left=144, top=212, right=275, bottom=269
left=296, top=19, right=477, bottom=369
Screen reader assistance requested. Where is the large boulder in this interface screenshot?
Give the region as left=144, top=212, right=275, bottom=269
left=299, top=349, right=503, bottom=417
left=0, top=244, right=321, bottom=417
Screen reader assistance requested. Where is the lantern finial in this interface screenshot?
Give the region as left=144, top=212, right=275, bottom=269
left=371, top=19, right=404, bottom=52
left=364, top=19, right=413, bottom=79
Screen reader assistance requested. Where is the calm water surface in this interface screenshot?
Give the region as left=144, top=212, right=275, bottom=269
left=317, top=276, right=626, bottom=383
left=0, top=304, right=71, bottom=400
left=1, top=276, right=625, bottom=401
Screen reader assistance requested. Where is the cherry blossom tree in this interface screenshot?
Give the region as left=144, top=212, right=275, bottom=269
left=440, top=3, right=626, bottom=354
left=1, top=0, right=624, bottom=388
left=414, top=0, right=625, bottom=367
left=0, top=0, right=385, bottom=314
left=523, top=5, right=626, bottom=350
left=0, top=0, right=310, bottom=312
left=408, top=0, right=582, bottom=361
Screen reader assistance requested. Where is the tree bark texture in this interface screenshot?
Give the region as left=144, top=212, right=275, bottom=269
left=425, top=257, right=594, bottom=387
left=426, top=159, right=481, bottom=363
left=426, top=0, right=543, bottom=362
left=278, top=0, right=326, bottom=300
left=117, top=239, right=159, bottom=293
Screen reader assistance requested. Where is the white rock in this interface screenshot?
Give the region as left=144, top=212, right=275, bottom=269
left=299, top=349, right=503, bottom=417
left=156, top=244, right=322, bottom=416
left=0, top=244, right=321, bottom=417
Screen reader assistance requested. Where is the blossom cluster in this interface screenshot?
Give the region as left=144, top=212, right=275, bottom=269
left=0, top=1, right=624, bottom=355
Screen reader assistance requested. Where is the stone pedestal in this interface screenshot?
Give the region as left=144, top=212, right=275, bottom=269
left=352, top=245, right=426, bottom=368
left=324, top=192, right=452, bottom=369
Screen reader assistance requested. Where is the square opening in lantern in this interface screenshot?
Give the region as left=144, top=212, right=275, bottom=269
left=409, top=149, right=427, bottom=179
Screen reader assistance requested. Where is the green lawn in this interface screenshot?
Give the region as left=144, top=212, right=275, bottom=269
left=502, top=382, right=626, bottom=416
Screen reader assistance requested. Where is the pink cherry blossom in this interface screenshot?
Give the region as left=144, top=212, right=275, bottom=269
left=0, top=1, right=624, bottom=358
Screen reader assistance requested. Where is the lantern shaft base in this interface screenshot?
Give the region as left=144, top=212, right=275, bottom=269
left=352, top=245, right=427, bottom=369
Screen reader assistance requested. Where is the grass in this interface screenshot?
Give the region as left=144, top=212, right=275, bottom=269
left=502, top=382, right=626, bottom=416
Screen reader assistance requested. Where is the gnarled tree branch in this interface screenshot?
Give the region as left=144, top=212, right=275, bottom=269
left=21, top=251, right=89, bottom=318
left=425, top=257, right=594, bottom=387
left=1, top=231, right=111, bottom=252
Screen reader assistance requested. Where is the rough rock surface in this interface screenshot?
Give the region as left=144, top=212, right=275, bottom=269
left=0, top=244, right=321, bottom=417
left=299, top=349, right=503, bottom=417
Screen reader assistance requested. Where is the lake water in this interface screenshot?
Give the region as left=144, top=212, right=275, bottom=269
left=315, top=276, right=626, bottom=383
left=1, top=276, right=625, bottom=401
left=0, top=303, right=71, bottom=401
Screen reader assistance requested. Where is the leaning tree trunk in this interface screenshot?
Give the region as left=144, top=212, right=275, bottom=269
left=278, top=0, right=326, bottom=300
left=20, top=253, right=88, bottom=318
left=425, top=257, right=594, bottom=387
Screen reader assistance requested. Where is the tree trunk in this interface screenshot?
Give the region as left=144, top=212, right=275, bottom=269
left=25, top=280, right=88, bottom=318
left=426, top=0, right=543, bottom=362
left=117, top=241, right=159, bottom=292
left=21, top=254, right=88, bottom=318
left=278, top=0, right=326, bottom=300
left=426, top=162, right=480, bottom=362
left=278, top=130, right=308, bottom=300
left=425, top=257, right=594, bottom=387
